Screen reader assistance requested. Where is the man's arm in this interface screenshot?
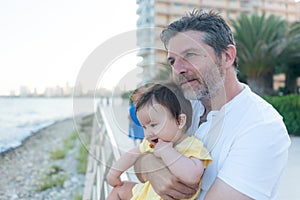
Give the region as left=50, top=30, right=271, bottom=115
left=204, top=178, right=253, bottom=200
left=203, top=121, right=290, bottom=200
left=134, top=153, right=199, bottom=200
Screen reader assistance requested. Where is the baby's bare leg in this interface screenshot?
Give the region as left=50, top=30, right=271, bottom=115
left=106, top=181, right=137, bottom=200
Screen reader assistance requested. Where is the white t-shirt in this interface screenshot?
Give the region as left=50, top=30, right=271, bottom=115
left=186, top=100, right=205, bottom=135
left=189, top=84, right=291, bottom=200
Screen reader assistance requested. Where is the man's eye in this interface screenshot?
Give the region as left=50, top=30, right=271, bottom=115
left=185, top=52, right=196, bottom=58
left=168, top=58, right=175, bottom=66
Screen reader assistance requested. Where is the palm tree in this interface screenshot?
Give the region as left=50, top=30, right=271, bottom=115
left=277, top=22, right=300, bottom=94
left=231, top=13, right=288, bottom=95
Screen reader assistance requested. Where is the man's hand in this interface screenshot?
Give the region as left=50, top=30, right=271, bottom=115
left=134, top=153, right=198, bottom=200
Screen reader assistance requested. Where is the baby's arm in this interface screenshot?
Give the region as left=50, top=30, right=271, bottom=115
left=107, top=146, right=141, bottom=187
left=153, top=139, right=204, bottom=185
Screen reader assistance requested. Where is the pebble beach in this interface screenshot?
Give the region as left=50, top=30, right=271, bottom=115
left=0, top=115, right=93, bottom=200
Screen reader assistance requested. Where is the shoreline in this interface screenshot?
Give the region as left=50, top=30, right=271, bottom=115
left=0, top=114, right=93, bottom=199
left=0, top=112, right=93, bottom=156
left=0, top=117, right=71, bottom=156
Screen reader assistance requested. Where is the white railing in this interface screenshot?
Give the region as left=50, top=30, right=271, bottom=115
left=82, top=106, right=130, bottom=200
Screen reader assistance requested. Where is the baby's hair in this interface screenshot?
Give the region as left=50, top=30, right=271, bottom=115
left=135, top=81, right=192, bottom=130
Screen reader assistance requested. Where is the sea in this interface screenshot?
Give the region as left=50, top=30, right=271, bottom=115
left=0, top=97, right=97, bottom=154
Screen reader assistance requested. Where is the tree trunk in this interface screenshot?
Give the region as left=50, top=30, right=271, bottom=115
left=247, top=72, right=274, bottom=96
left=285, top=67, right=299, bottom=94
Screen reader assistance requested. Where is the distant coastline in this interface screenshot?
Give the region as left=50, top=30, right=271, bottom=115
left=0, top=96, right=95, bottom=98
left=1, top=86, right=115, bottom=99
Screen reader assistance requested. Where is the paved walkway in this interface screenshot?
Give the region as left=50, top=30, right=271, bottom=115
left=101, top=99, right=300, bottom=199
left=100, top=100, right=138, bottom=182
left=278, top=136, right=300, bottom=200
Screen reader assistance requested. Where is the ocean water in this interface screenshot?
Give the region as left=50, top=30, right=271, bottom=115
left=0, top=97, right=96, bottom=154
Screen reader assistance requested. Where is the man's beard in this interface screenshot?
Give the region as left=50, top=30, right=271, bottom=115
left=176, top=63, right=225, bottom=101
left=181, top=80, right=209, bottom=100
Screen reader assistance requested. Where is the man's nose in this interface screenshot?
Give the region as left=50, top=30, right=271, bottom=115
left=173, top=58, right=187, bottom=74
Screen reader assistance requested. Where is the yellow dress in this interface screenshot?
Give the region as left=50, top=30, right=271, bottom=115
left=131, top=136, right=212, bottom=200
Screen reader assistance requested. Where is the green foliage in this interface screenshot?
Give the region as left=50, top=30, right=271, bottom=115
left=76, top=144, right=89, bottom=174
left=64, top=130, right=78, bottom=149
left=231, top=12, right=289, bottom=95
left=263, top=95, right=300, bottom=135
left=278, top=21, right=300, bottom=66
left=79, top=115, right=94, bottom=127
left=50, top=130, right=80, bottom=159
left=231, top=12, right=287, bottom=78
left=121, top=90, right=132, bottom=100
left=69, top=130, right=79, bottom=141
left=232, top=13, right=300, bottom=95
left=73, top=190, right=82, bottom=200
left=35, top=165, right=68, bottom=191
left=50, top=148, right=67, bottom=160
left=277, top=22, right=300, bottom=94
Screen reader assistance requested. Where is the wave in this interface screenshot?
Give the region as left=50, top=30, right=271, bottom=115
left=0, top=118, right=69, bottom=154
left=0, top=98, right=96, bottom=154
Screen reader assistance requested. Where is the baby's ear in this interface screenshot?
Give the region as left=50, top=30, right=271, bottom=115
left=178, top=114, right=187, bottom=129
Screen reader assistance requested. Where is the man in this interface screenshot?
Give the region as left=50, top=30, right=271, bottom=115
left=135, top=9, right=290, bottom=200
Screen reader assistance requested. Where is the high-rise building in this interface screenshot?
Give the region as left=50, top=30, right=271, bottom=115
left=136, top=0, right=300, bottom=81
left=19, top=86, right=32, bottom=97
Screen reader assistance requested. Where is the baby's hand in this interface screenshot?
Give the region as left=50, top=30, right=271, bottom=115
left=153, top=139, right=173, bottom=158
left=107, top=170, right=123, bottom=187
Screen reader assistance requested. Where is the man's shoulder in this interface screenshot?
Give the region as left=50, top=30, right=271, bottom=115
left=225, top=87, right=288, bottom=140
left=232, top=87, right=282, bottom=123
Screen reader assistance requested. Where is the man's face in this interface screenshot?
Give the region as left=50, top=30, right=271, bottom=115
left=167, top=31, right=225, bottom=100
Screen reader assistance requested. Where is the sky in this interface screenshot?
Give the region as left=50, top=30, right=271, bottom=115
left=0, top=0, right=139, bottom=95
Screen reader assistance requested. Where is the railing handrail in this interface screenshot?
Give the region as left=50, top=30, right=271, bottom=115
left=83, top=105, right=129, bottom=200
left=100, top=107, right=130, bottom=182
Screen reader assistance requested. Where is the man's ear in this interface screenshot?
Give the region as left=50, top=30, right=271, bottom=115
left=223, top=44, right=236, bottom=69
left=178, top=114, right=187, bottom=129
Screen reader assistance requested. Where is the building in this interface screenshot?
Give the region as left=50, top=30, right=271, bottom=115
left=19, top=86, right=32, bottom=97
left=136, top=0, right=300, bottom=81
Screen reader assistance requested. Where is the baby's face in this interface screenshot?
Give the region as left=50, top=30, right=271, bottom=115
left=137, top=102, right=183, bottom=147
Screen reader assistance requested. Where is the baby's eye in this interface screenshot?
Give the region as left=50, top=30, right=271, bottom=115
left=150, top=123, right=157, bottom=128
